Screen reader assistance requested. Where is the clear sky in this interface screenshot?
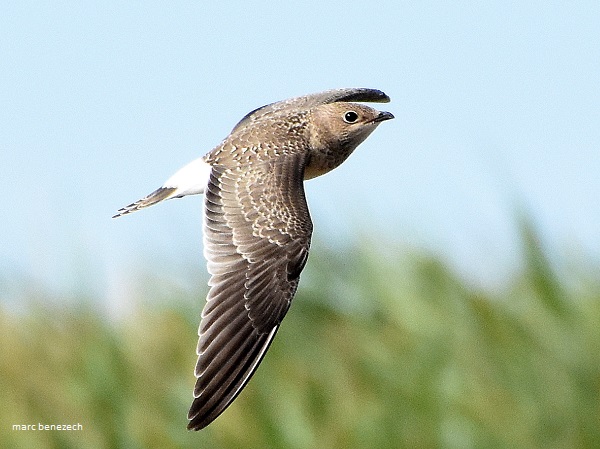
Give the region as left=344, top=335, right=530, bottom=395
left=1, top=1, right=599, bottom=302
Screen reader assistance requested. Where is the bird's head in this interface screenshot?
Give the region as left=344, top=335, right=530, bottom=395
left=308, top=102, right=394, bottom=153
left=302, top=102, right=394, bottom=179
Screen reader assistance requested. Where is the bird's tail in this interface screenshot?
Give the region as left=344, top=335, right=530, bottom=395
left=112, top=157, right=212, bottom=218
left=112, top=187, right=179, bottom=218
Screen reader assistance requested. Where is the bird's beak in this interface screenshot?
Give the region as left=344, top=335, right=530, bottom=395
left=372, top=111, right=395, bottom=123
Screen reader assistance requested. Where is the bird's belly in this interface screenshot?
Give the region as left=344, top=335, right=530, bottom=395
left=303, top=163, right=332, bottom=180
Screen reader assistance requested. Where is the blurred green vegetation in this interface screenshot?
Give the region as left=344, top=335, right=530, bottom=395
left=1, top=218, right=600, bottom=449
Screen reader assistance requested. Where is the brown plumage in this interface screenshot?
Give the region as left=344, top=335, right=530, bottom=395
left=113, top=88, right=394, bottom=430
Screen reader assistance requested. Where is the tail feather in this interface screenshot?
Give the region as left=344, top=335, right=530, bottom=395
left=112, top=187, right=177, bottom=218
left=113, top=157, right=212, bottom=218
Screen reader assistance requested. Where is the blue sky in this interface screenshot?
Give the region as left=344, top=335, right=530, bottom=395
left=1, top=1, right=599, bottom=301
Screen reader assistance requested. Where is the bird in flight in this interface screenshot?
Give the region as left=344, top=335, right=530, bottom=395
left=113, top=88, right=394, bottom=430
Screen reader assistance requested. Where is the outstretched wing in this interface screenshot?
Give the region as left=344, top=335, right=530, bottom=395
left=187, top=152, right=313, bottom=430
left=231, top=87, right=391, bottom=133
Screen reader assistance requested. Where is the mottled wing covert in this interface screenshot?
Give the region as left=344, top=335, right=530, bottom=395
left=187, top=152, right=313, bottom=430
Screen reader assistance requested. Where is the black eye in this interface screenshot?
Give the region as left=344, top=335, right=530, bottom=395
left=343, top=111, right=359, bottom=123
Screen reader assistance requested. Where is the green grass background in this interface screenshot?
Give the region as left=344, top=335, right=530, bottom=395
left=1, top=217, right=599, bottom=448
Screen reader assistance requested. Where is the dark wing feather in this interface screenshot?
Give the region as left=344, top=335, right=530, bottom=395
left=231, top=87, right=390, bottom=133
left=187, top=153, right=313, bottom=430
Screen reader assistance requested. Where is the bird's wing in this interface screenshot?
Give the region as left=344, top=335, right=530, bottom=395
left=187, top=152, right=313, bottom=430
left=231, top=87, right=390, bottom=133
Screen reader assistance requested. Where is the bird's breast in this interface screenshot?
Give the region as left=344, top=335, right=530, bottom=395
left=304, top=144, right=354, bottom=180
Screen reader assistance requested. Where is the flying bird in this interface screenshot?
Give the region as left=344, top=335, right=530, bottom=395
left=113, top=88, right=394, bottom=430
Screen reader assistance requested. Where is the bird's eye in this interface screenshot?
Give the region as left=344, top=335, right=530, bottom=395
left=343, top=111, right=359, bottom=123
